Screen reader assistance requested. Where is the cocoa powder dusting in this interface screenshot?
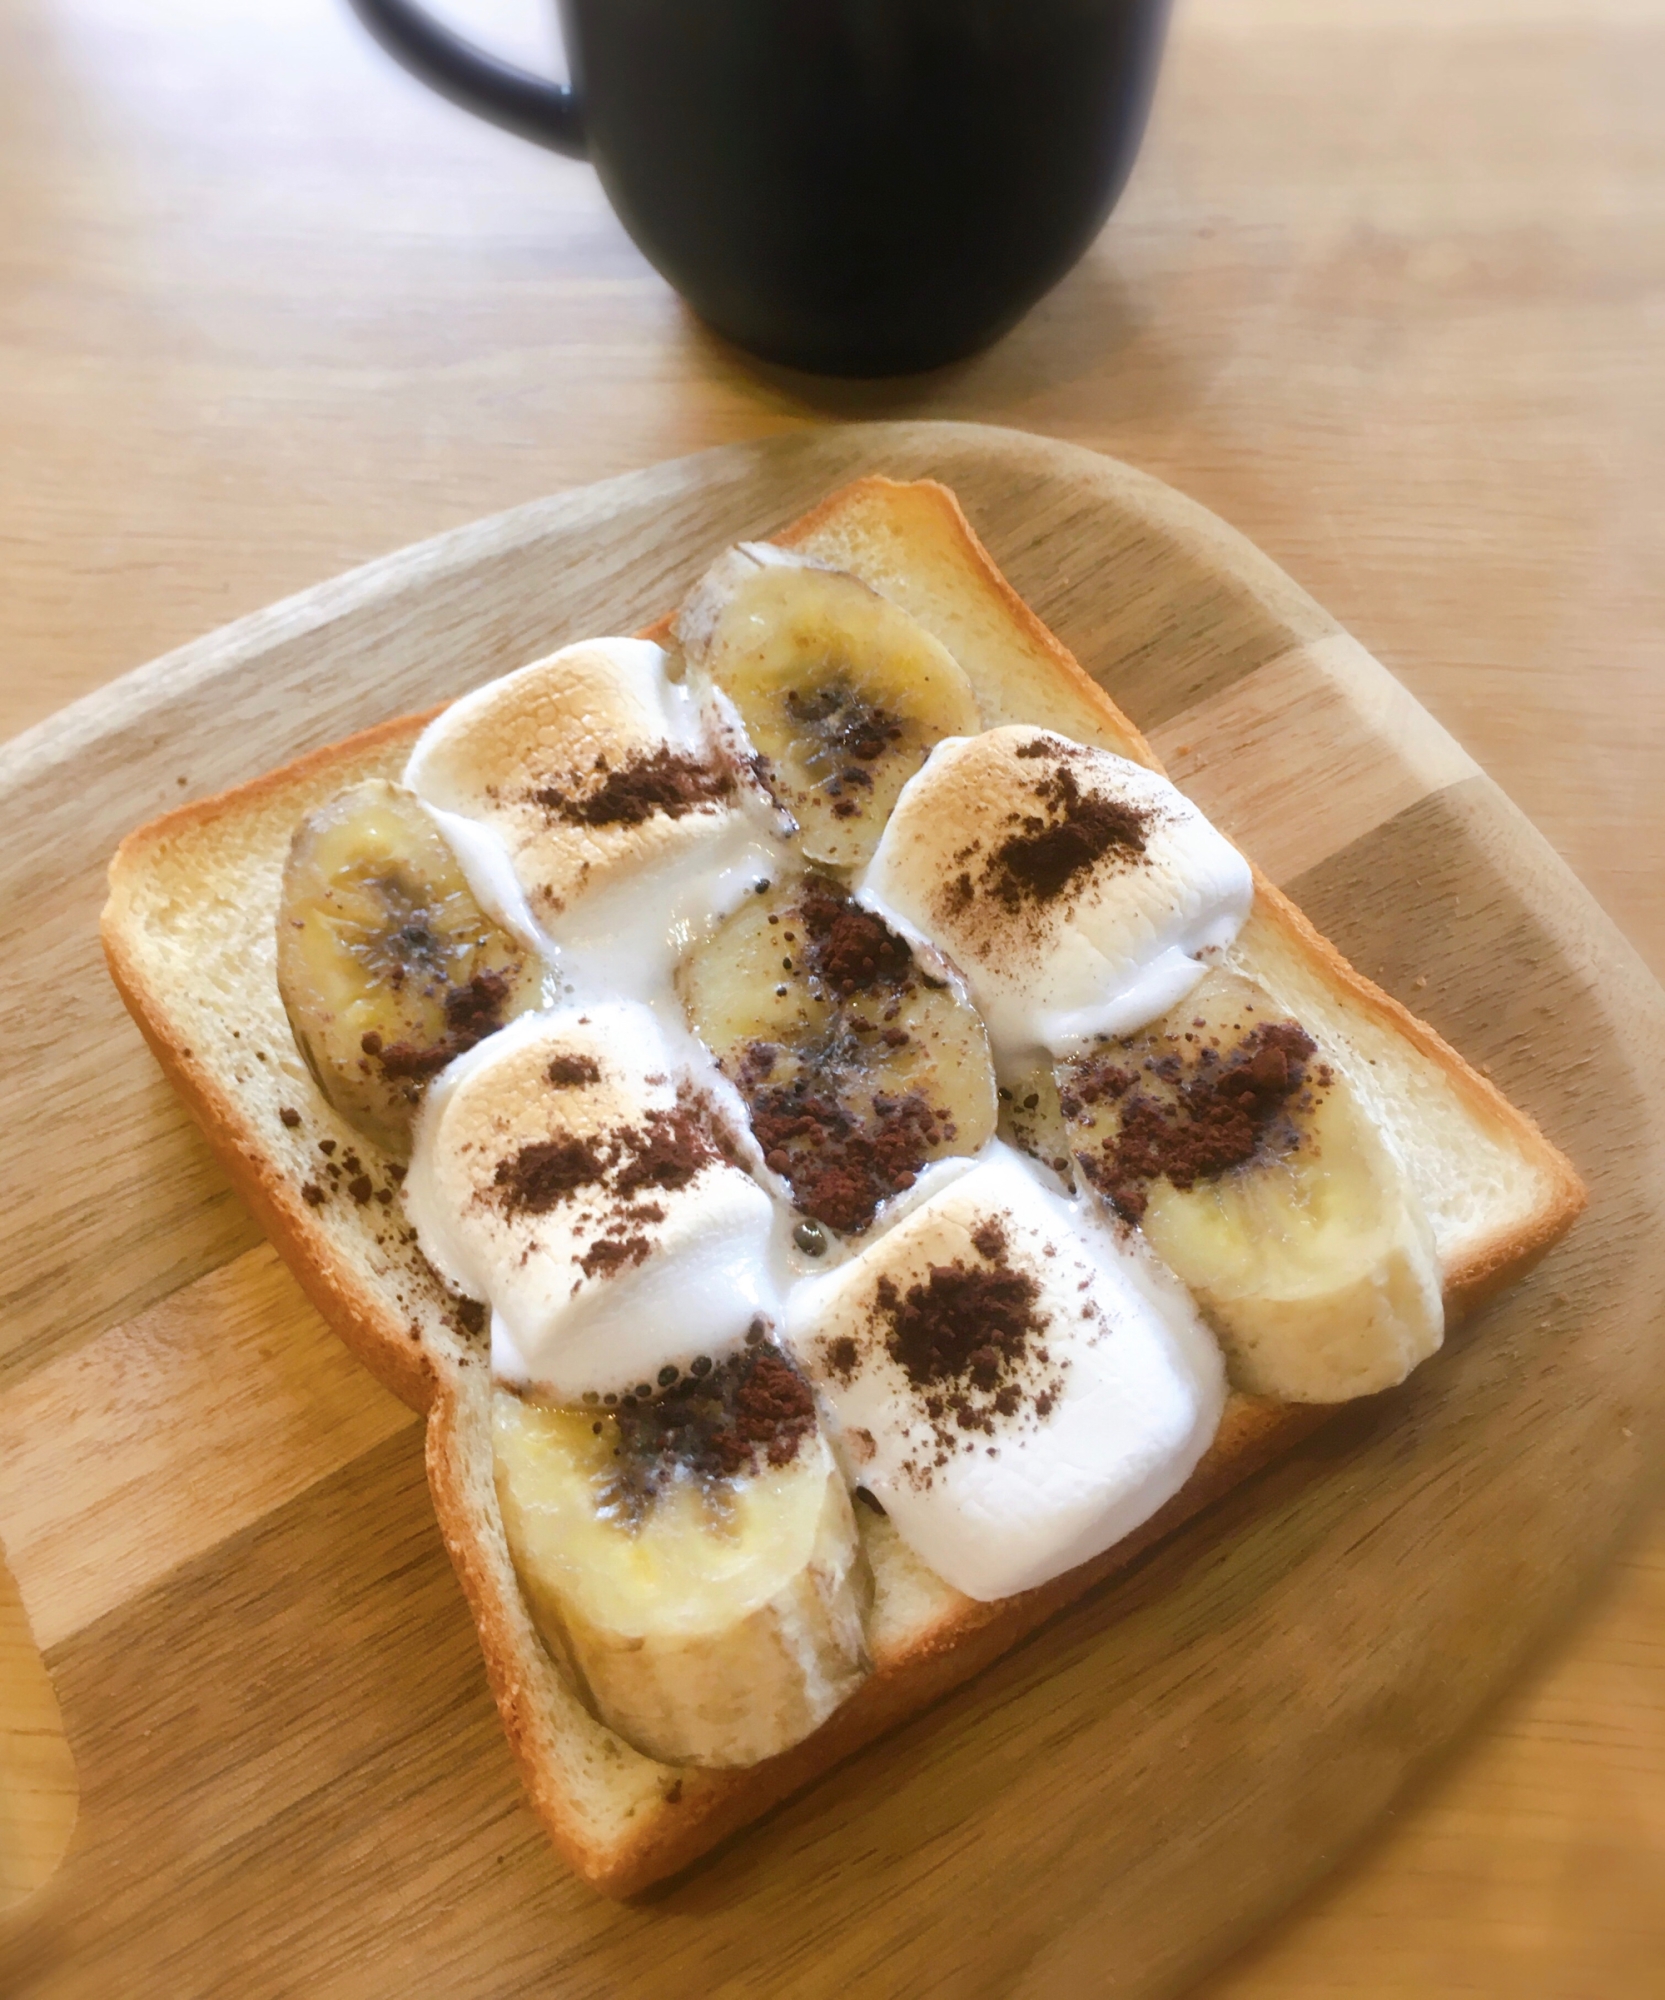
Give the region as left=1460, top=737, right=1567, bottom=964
left=878, top=1260, right=1043, bottom=1398
left=578, top=1228, right=654, bottom=1279
left=493, top=1097, right=716, bottom=1215
left=546, top=1052, right=601, bottom=1087
left=750, top=1078, right=951, bottom=1235
left=1068, top=1019, right=1321, bottom=1223
left=982, top=758, right=1151, bottom=910
left=491, top=1089, right=724, bottom=1280
left=605, top=1345, right=817, bottom=1506
left=831, top=1218, right=1065, bottom=1485
left=531, top=746, right=732, bottom=828
left=612, top=1104, right=713, bottom=1195
left=795, top=880, right=911, bottom=995
left=939, top=741, right=1155, bottom=932
left=494, top=1133, right=608, bottom=1210
left=367, top=968, right=517, bottom=1086
left=725, top=882, right=953, bottom=1234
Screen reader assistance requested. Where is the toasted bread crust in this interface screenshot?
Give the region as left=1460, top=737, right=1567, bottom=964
left=103, top=709, right=446, bottom=1414
left=779, top=477, right=1169, bottom=762
left=101, top=474, right=1586, bottom=1897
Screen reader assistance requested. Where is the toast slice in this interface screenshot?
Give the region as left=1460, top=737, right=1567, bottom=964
left=101, top=477, right=1585, bottom=1895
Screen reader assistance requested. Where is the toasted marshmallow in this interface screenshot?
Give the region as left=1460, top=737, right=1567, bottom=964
left=783, top=1147, right=1224, bottom=1601
left=859, top=728, right=1253, bottom=1070
left=405, top=1002, right=781, bottom=1401
left=405, top=638, right=786, bottom=998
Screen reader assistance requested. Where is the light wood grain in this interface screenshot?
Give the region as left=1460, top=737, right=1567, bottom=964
left=0, top=1248, right=415, bottom=1655
left=1, top=0, right=1661, bottom=1989
left=0, top=1568, right=76, bottom=1912
left=1149, top=633, right=1482, bottom=888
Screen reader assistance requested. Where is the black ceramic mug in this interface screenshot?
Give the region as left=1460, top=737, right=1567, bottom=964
left=348, top=0, right=1171, bottom=377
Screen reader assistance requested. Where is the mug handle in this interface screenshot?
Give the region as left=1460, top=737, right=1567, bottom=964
left=345, top=0, right=587, bottom=159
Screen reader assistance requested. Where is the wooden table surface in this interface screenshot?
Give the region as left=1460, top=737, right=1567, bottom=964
left=2, top=0, right=1660, bottom=1992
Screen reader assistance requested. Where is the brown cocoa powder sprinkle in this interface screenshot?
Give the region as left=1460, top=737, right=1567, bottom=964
left=824, top=1334, right=860, bottom=1383
left=578, top=1202, right=665, bottom=1279
left=546, top=1052, right=601, bottom=1088
left=878, top=1259, right=1045, bottom=1395
left=612, top=1102, right=716, bottom=1195
left=531, top=745, right=733, bottom=828
left=369, top=968, right=518, bottom=1085
left=492, top=1095, right=719, bottom=1216
left=970, top=1218, right=1008, bottom=1260
left=491, top=1090, right=727, bottom=1284
left=856, top=1221, right=1064, bottom=1484
left=578, top=1233, right=652, bottom=1278
left=719, top=879, right=947, bottom=1233
left=1070, top=1019, right=1320, bottom=1223
left=749, top=1078, right=950, bottom=1235
left=494, top=1133, right=608, bottom=1210
left=604, top=1345, right=817, bottom=1506
left=978, top=758, right=1153, bottom=911
left=794, top=879, right=911, bottom=994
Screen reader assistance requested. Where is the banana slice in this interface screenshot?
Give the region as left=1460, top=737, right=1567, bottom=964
left=276, top=779, right=540, bottom=1154
left=997, top=1061, right=1074, bottom=1184
left=676, top=544, right=982, bottom=872
left=494, top=1353, right=871, bottom=1767
left=1059, top=969, right=1443, bottom=1403
left=677, top=876, right=997, bottom=1234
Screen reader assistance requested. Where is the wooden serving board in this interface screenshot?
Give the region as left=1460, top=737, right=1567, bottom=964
left=1, top=422, right=1660, bottom=2000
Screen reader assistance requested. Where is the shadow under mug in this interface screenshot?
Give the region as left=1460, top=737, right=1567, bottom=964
left=347, top=0, right=1172, bottom=378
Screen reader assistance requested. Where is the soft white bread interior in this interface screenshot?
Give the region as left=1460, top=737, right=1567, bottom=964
left=102, top=476, right=1585, bottom=1895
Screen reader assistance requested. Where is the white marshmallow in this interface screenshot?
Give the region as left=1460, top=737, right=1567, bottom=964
left=783, top=1148, right=1225, bottom=1601
left=405, top=1003, right=781, bottom=1401
left=405, top=637, right=788, bottom=1004
left=859, top=728, right=1253, bottom=1071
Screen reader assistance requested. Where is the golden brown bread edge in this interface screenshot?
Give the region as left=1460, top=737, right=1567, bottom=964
left=101, top=474, right=1586, bottom=1897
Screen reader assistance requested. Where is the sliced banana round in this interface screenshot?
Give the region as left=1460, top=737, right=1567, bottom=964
left=493, top=1362, right=871, bottom=1768
left=1058, top=969, right=1444, bottom=1403
left=677, top=876, right=997, bottom=1235
left=676, top=544, right=982, bottom=872
left=276, top=779, right=540, bottom=1155
left=996, top=1061, right=1074, bottom=1184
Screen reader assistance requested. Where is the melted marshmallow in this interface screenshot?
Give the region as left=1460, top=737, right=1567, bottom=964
left=405, top=1003, right=781, bottom=1401
left=859, top=728, right=1253, bottom=1071
left=783, top=1147, right=1225, bottom=1601
left=405, top=636, right=791, bottom=1008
